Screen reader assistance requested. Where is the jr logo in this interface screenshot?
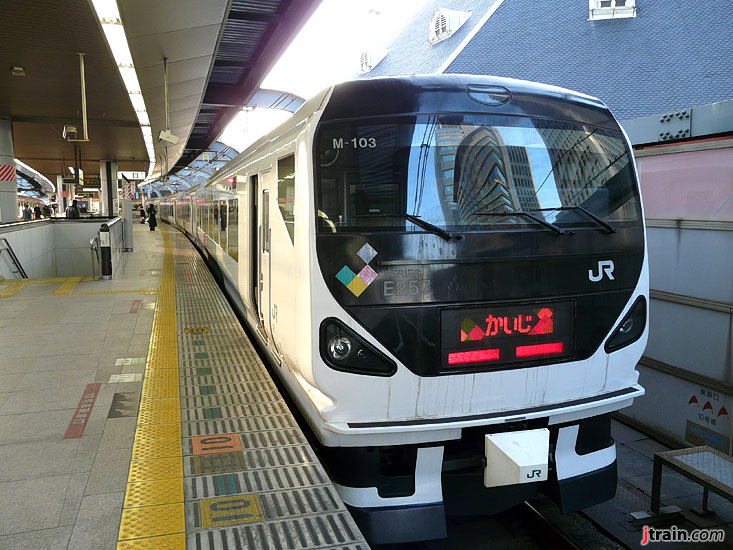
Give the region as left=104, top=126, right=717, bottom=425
left=589, top=260, right=615, bottom=282
left=526, top=469, right=543, bottom=479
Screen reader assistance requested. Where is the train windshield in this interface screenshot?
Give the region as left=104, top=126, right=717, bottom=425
left=315, top=114, right=641, bottom=234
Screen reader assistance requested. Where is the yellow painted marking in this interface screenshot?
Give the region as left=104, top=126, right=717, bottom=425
left=118, top=227, right=185, bottom=546
left=199, top=494, right=265, bottom=528
left=117, top=533, right=186, bottom=549
left=0, top=280, right=30, bottom=298
left=118, top=503, right=185, bottom=540
left=127, top=457, right=183, bottom=483
left=123, top=478, right=184, bottom=508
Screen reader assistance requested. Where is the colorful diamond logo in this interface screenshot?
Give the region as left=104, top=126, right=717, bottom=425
left=357, top=243, right=377, bottom=264
left=336, top=243, right=379, bottom=297
left=358, top=265, right=378, bottom=285
left=336, top=266, right=356, bottom=287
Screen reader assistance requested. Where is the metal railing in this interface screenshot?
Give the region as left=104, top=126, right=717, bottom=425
left=89, top=234, right=100, bottom=281
left=0, top=238, right=28, bottom=279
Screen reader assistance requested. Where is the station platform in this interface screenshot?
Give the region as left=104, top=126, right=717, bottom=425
left=585, top=420, right=733, bottom=549
left=0, top=223, right=368, bottom=550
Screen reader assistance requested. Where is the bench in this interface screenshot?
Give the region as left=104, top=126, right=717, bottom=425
left=651, top=445, right=733, bottom=517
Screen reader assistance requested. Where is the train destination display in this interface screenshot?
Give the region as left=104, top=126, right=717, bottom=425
left=442, top=302, right=575, bottom=368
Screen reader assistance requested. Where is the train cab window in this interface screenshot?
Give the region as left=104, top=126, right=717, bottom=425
left=228, top=199, right=238, bottom=260
left=315, top=115, right=641, bottom=234
left=277, top=154, right=296, bottom=243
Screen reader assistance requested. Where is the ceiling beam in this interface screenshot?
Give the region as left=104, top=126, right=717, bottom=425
left=12, top=116, right=140, bottom=128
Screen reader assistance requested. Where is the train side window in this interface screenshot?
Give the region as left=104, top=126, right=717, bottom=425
left=228, top=199, right=238, bottom=260
left=277, top=154, right=295, bottom=244
left=218, top=199, right=227, bottom=250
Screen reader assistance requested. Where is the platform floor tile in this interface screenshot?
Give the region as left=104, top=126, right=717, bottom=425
left=111, top=225, right=367, bottom=548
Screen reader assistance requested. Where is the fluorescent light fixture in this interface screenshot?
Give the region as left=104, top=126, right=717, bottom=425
left=82, top=187, right=99, bottom=192
left=119, top=66, right=141, bottom=94
left=68, top=166, right=75, bottom=175
left=92, top=0, right=121, bottom=21
left=90, top=0, right=157, bottom=177
left=129, top=92, right=146, bottom=113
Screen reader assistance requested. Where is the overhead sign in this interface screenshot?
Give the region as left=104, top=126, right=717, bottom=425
left=119, top=171, right=146, bottom=180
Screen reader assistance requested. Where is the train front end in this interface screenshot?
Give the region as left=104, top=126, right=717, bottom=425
left=308, top=76, right=647, bottom=543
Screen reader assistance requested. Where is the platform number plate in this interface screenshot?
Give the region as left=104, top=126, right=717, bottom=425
left=192, top=434, right=243, bottom=455
left=184, top=327, right=210, bottom=334
left=199, top=495, right=264, bottom=528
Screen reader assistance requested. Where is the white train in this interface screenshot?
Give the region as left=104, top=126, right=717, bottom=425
left=155, top=75, right=648, bottom=544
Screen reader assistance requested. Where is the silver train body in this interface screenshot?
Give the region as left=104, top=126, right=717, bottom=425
left=154, top=75, right=648, bottom=544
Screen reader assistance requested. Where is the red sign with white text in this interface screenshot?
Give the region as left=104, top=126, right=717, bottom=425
left=64, top=383, right=102, bottom=439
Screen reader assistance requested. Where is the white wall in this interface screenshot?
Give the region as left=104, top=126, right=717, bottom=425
left=0, top=219, right=125, bottom=280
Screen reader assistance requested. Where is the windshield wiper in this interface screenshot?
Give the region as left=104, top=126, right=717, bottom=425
left=354, top=214, right=455, bottom=241
left=547, top=206, right=616, bottom=234
left=475, top=210, right=568, bottom=235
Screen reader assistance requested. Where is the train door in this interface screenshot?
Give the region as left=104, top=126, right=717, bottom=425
left=257, top=171, right=272, bottom=342
left=250, top=175, right=259, bottom=317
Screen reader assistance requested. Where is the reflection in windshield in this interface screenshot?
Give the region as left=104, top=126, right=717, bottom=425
left=316, top=115, right=640, bottom=233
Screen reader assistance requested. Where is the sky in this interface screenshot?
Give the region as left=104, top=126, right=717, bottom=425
left=219, top=0, right=428, bottom=152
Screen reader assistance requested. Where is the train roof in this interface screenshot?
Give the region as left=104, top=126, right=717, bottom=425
left=321, top=74, right=617, bottom=128
left=167, top=74, right=621, bottom=198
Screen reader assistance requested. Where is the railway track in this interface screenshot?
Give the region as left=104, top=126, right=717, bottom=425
left=376, top=495, right=626, bottom=550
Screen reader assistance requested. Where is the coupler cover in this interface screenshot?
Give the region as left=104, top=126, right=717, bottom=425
left=484, top=428, right=550, bottom=488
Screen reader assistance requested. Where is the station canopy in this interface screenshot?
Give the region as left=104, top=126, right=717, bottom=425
left=1, top=0, right=320, bottom=194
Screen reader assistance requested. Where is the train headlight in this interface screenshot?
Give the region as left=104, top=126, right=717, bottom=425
left=605, top=296, right=646, bottom=353
left=327, top=336, right=352, bottom=360
left=320, top=319, right=397, bottom=377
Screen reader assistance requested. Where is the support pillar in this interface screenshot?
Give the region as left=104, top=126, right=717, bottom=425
left=99, top=160, right=119, bottom=217
left=0, top=119, right=18, bottom=223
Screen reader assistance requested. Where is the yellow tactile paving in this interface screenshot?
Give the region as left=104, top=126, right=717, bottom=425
left=123, top=478, right=184, bottom=508
left=72, top=288, right=157, bottom=295
left=52, top=277, right=82, bottom=295
left=138, top=397, right=179, bottom=411
left=136, top=408, right=180, bottom=425
left=0, top=277, right=95, bottom=299
left=140, top=387, right=180, bottom=400
left=118, top=227, right=184, bottom=547
left=118, top=503, right=185, bottom=540
left=135, top=424, right=182, bottom=440
left=0, top=280, right=30, bottom=298
left=117, top=533, right=186, bottom=549
left=128, top=457, right=183, bottom=483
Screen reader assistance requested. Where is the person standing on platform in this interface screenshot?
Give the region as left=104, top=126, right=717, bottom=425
left=33, top=205, right=42, bottom=219
left=22, top=204, right=32, bottom=220
left=147, top=204, right=157, bottom=231
left=65, top=199, right=81, bottom=219
left=42, top=204, right=51, bottom=218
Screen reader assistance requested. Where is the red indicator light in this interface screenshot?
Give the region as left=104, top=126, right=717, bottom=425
left=227, top=177, right=235, bottom=184
left=448, top=348, right=500, bottom=365
left=515, top=342, right=564, bottom=358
